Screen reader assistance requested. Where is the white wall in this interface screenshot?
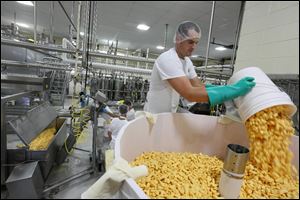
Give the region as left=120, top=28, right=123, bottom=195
left=235, top=1, right=299, bottom=74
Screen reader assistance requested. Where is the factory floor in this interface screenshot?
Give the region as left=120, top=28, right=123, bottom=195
left=43, top=124, right=104, bottom=199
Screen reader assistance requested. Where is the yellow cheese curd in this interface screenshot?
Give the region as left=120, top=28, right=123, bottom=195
left=130, top=106, right=298, bottom=198
left=29, top=127, right=56, bottom=151
left=131, top=151, right=223, bottom=199
left=242, top=105, right=299, bottom=199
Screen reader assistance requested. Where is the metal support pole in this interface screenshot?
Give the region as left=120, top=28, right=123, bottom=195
left=146, top=48, right=149, bottom=69
left=92, top=107, right=98, bottom=173
left=1, top=101, right=6, bottom=185
left=164, top=24, right=169, bottom=49
left=34, top=1, right=37, bottom=44
left=74, top=1, right=82, bottom=72
left=205, top=1, right=216, bottom=68
left=49, top=1, right=54, bottom=43
left=58, top=1, right=77, bottom=33
left=113, top=40, right=118, bottom=65
left=230, top=1, right=245, bottom=74
left=69, top=1, right=75, bottom=41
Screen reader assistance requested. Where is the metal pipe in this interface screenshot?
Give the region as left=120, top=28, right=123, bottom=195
left=64, top=59, right=152, bottom=75
left=88, top=51, right=155, bottom=63
left=49, top=1, right=54, bottom=43
left=34, top=1, right=37, bottom=44
left=195, top=69, right=231, bottom=77
left=1, top=38, right=76, bottom=54
left=1, top=60, right=72, bottom=71
left=205, top=1, right=216, bottom=68
left=230, top=1, right=245, bottom=74
left=1, top=39, right=155, bottom=63
left=58, top=1, right=77, bottom=32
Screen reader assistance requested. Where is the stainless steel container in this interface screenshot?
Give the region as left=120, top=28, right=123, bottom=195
left=7, top=102, right=68, bottom=179
left=219, top=144, right=249, bottom=199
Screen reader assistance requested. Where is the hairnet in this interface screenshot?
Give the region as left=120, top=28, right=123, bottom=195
left=173, top=21, right=201, bottom=43
left=118, top=105, right=128, bottom=115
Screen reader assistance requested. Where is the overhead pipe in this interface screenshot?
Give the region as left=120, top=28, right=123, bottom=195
left=205, top=1, right=216, bottom=68
left=1, top=60, right=72, bottom=71
left=64, top=59, right=152, bottom=75
left=230, top=1, right=245, bottom=74
left=1, top=39, right=155, bottom=63
left=1, top=38, right=76, bottom=54
left=89, top=51, right=155, bottom=63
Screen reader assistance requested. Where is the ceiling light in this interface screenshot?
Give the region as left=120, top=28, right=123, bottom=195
left=137, top=24, right=150, bottom=31
left=80, top=32, right=85, bottom=36
left=13, top=39, right=20, bottom=42
left=16, top=22, right=29, bottom=28
left=156, top=45, right=165, bottom=50
left=215, top=46, right=227, bottom=51
left=191, top=55, right=198, bottom=58
left=17, top=1, right=34, bottom=6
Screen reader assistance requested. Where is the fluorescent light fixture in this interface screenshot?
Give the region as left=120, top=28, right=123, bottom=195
left=13, top=39, right=20, bottom=42
left=215, top=46, right=227, bottom=51
left=156, top=45, right=165, bottom=50
left=16, top=22, right=29, bottom=28
left=28, top=38, right=34, bottom=42
left=17, top=1, right=34, bottom=6
left=191, top=55, right=198, bottom=58
left=137, top=24, right=150, bottom=31
left=80, top=32, right=84, bottom=36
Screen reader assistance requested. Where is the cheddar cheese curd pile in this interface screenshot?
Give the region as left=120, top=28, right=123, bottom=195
left=131, top=151, right=223, bottom=199
left=29, top=127, right=57, bottom=151
left=241, top=105, right=299, bottom=198
left=131, top=105, right=299, bottom=199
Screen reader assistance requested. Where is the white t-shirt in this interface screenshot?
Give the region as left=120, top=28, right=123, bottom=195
left=108, top=118, right=128, bottom=149
left=144, top=48, right=197, bottom=113
left=126, top=108, right=135, bottom=121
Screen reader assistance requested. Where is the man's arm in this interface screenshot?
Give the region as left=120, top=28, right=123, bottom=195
left=167, top=76, right=209, bottom=102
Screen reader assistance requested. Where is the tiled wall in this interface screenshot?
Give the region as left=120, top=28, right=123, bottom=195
left=235, top=1, right=299, bottom=74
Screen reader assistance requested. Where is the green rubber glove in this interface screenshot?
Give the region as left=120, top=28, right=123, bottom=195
left=206, top=77, right=256, bottom=106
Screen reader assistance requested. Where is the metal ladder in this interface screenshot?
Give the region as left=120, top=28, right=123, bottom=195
left=49, top=70, right=70, bottom=107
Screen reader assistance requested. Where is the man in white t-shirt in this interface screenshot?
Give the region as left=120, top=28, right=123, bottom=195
left=144, top=21, right=256, bottom=114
